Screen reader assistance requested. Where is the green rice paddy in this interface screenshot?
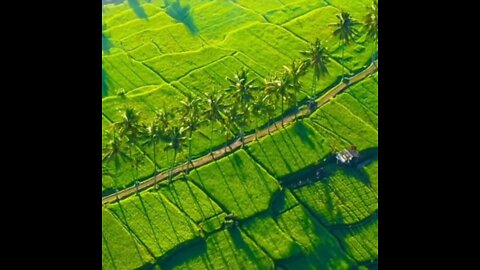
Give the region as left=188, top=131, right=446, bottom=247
left=102, top=0, right=378, bottom=269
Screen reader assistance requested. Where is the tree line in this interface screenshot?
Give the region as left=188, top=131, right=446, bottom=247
left=102, top=3, right=378, bottom=192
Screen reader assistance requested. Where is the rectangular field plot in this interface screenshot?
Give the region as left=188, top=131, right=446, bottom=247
left=332, top=214, right=378, bottom=263
left=246, top=121, right=331, bottom=179
left=241, top=212, right=303, bottom=260
left=276, top=205, right=355, bottom=269
left=120, top=23, right=207, bottom=53
left=159, top=228, right=274, bottom=270
left=188, top=149, right=281, bottom=219
left=346, top=74, right=378, bottom=115
left=222, top=23, right=308, bottom=73
left=265, top=0, right=330, bottom=25
left=103, top=3, right=163, bottom=27
left=306, top=100, right=378, bottom=151
left=102, top=209, right=154, bottom=270
left=144, top=46, right=235, bottom=82
left=191, top=0, right=264, bottom=42
left=102, top=53, right=165, bottom=94
left=159, top=177, right=224, bottom=222
left=107, top=192, right=199, bottom=258
left=292, top=164, right=378, bottom=225
left=177, top=55, right=263, bottom=95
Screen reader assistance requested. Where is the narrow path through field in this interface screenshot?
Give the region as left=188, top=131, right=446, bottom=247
left=102, top=60, right=378, bottom=205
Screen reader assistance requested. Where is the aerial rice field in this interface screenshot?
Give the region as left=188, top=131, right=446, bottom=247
left=102, top=0, right=378, bottom=269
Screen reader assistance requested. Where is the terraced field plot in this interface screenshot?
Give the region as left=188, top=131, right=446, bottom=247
left=102, top=0, right=378, bottom=269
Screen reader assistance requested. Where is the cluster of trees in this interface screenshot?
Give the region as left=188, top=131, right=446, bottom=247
left=102, top=4, right=378, bottom=192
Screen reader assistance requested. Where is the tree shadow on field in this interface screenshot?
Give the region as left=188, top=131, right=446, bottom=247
left=102, top=68, right=109, bottom=97
left=228, top=227, right=258, bottom=264
left=136, top=193, right=166, bottom=253
left=155, top=239, right=209, bottom=270
left=164, top=0, right=199, bottom=35
left=102, top=230, right=118, bottom=270
left=227, top=154, right=259, bottom=215
left=213, top=159, right=245, bottom=218
left=102, top=33, right=112, bottom=54
left=128, top=0, right=148, bottom=19
left=110, top=201, right=151, bottom=262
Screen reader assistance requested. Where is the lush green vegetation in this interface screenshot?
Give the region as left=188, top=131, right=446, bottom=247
left=102, top=209, right=154, bottom=269
left=102, top=0, right=378, bottom=269
left=188, top=149, right=281, bottom=219
left=107, top=192, right=199, bottom=258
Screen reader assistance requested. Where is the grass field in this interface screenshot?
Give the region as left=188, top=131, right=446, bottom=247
left=102, top=0, right=378, bottom=268
left=188, top=149, right=281, bottom=220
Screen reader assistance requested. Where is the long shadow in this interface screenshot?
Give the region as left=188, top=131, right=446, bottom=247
left=102, top=230, right=118, bottom=270
left=156, top=239, right=208, bottom=269
left=136, top=193, right=166, bottom=253
left=102, top=68, right=109, bottom=97
left=226, top=155, right=260, bottom=215
left=213, top=159, right=245, bottom=218
left=109, top=201, right=152, bottom=260
left=102, top=33, right=112, bottom=54
left=164, top=0, right=198, bottom=35
left=189, top=167, right=229, bottom=220
left=250, top=140, right=277, bottom=178
left=270, top=134, right=294, bottom=174
left=208, top=232, right=233, bottom=268
left=128, top=0, right=148, bottom=19
left=243, top=148, right=277, bottom=194
left=293, top=121, right=317, bottom=149
left=228, top=227, right=259, bottom=264
left=279, top=126, right=308, bottom=166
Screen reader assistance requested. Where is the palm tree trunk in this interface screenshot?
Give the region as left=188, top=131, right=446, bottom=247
left=294, top=89, right=298, bottom=120
left=255, top=116, right=258, bottom=140
left=311, top=71, right=316, bottom=98
left=209, top=122, right=214, bottom=156
left=342, top=43, right=345, bottom=79
left=153, top=139, right=157, bottom=188
left=281, top=98, right=284, bottom=127
left=170, top=150, right=177, bottom=185
left=187, top=129, right=192, bottom=174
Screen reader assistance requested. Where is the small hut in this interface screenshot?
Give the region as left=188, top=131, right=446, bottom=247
left=335, top=145, right=360, bottom=164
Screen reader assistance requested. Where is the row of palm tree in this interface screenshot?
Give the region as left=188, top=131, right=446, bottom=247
left=102, top=6, right=378, bottom=192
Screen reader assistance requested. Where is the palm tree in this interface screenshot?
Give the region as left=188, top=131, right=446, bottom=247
left=283, top=60, right=308, bottom=119
left=117, top=107, right=143, bottom=160
left=224, top=104, right=247, bottom=146
left=202, top=90, right=226, bottom=156
left=130, top=153, right=144, bottom=187
left=331, top=11, right=359, bottom=80
left=155, top=108, right=174, bottom=172
left=102, top=131, right=131, bottom=190
left=301, top=38, right=330, bottom=98
left=178, top=94, right=203, bottom=174
left=140, top=119, right=162, bottom=188
left=264, top=73, right=293, bottom=127
left=225, top=68, right=259, bottom=111
left=250, top=96, right=274, bottom=138
left=364, top=0, right=378, bottom=66
left=164, top=125, right=188, bottom=184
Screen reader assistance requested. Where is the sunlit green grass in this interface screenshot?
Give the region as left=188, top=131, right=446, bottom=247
left=107, top=192, right=199, bottom=257
left=188, top=149, right=281, bottom=219
left=160, top=228, right=274, bottom=269
left=332, top=214, right=378, bottom=263
left=102, top=209, right=153, bottom=270
left=246, top=121, right=331, bottom=178
left=292, top=163, right=378, bottom=225
left=276, top=205, right=356, bottom=269
left=241, top=212, right=303, bottom=260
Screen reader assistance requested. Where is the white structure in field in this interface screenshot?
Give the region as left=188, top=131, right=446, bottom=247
left=335, top=145, right=360, bottom=164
